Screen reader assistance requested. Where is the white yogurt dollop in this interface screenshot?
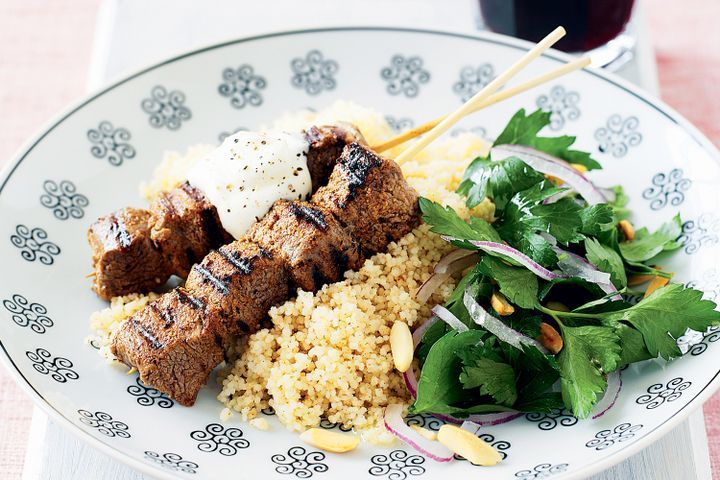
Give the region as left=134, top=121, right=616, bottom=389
left=187, top=130, right=311, bottom=239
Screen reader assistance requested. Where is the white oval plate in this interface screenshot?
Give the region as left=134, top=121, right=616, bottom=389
left=1, top=27, right=719, bottom=480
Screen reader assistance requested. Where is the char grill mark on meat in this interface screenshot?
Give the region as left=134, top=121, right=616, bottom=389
left=149, top=181, right=234, bottom=278
left=192, top=265, right=230, bottom=295
left=111, top=143, right=420, bottom=406
left=88, top=125, right=364, bottom=300
left=338, top=144, right=383, bottom=205
left=131, top=316, right=165, bottom=350
left=150, top=304, right=175, bottom=329
left=313, top=143, right=421, bottom=255
left=289, top=202, right=328, bottom=230
left=112, top=287, right=227, bottom=406
left=87, top=208, right=170, bottom=300
left=175, top=287, right=205, bottom=310
left=218, top=247, right=254, bottom=275
left=304, top=123, right=366, bottom=191
left=109, top=214, right=132, bottom=249
left=186, top=239, right=290, bottom=335
left=247, top=200, right=364, bottom=292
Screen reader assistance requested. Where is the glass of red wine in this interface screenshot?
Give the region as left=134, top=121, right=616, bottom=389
left=478, top=0, right=636, bottom=70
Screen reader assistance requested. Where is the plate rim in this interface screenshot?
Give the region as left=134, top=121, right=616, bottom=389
left=0, top=26, right=718, bottom=480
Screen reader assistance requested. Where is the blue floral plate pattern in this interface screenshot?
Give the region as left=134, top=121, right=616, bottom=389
left=0, top=27, right=719, bottom=480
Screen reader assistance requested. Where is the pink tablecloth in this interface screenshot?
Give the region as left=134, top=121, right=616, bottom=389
left=0, top=1, right=718, bottom=478
left=647, top=2, right=720, bottom=476
left=0, top=2, right=100, bottom=477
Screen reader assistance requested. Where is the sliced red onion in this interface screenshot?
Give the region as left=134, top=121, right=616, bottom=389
left=435, top=412, right=521, bottom=427
left=435, top=249, right=478, bottom=274
left=412, top=317, right=439, bottom=348
left=440, top=239, right=623, bottom=303
left=403, top=370, right=418, bottom=398
left=431, top=412, right=463, bottom=425
left=405, top=315, right=447, bottom=398
left=461, top=420, right=481, bottom=435
left=454, top=239, right=561, bottom=281
left=553, top=247, right=612, bottom=285
left=491, top=144, right=607, bottom=205
left=538, top=231, right=557, bottom=246
left=431, top=305, right=469, bottom=333
left=552, top=246, right=623, bottom=301
left=465, top=411, right=523, bottom=426
left=384, top=404, right=454, bottom=462
left=463, top=288, right=549, bottom=354
left=591, top=371, right=622, bottom=420
left=404, top=309, right=469, bottom=398
left=404, top=365, right=514, bottom=427
left=416, top=273, right=450, bottom=304
left=444, top=255, right=479, bottom=276
left=403, top=368, right=519, bottom=426
left=598, top=282, right=624, bottom=302
left=543, top=188, right=576, bottom=205
left=598, top=187, right=617, bottom=203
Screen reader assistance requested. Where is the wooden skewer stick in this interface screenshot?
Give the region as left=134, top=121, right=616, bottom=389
left=372, top=56, right=590, bottom=154
left=394, top=26, right=566, bottom=164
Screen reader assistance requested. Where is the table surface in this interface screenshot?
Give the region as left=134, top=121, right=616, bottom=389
left=1, top=0, right=719, bottom=478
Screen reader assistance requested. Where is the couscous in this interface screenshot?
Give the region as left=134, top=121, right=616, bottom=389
left=89, top=101, right=492, bottom=441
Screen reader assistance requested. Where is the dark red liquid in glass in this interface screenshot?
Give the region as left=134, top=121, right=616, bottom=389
left=479, top=0, right=635, bottom=52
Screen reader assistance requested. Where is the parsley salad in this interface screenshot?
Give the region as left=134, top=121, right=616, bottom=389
left=406, top=108, right=720, bottom=426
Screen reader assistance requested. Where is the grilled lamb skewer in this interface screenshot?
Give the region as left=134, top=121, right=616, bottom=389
left=313, top=142, right=421, bottom=255
left=88, top=124, right=364, bottom=300
left=112, top=240, right=289, bottom=405
left=247, top=200, right=365, bottom=292
left=110, top=143, right=420, bottom=406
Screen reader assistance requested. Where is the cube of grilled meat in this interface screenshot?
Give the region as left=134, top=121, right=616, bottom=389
left=185, top=239, right=290, bottom=335
left=113, top=240, right=289, bottom=405
left=313, top=143, right=421, bottom=254
left=247, top=200, right=364, bottom=292
left=305, top=122, right=364, bottom=191
left=89, top=124, right=364, bottom=300
left=88, top=208, right=170, bottom=300
left=111, top=142, right=422, bottom=407
left=149, top=181, right=234, bottom=278
left=111, top=287, right=226, bottom=406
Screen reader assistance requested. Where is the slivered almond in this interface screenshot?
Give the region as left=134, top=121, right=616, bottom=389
left=619, top=220, right=635, bottom=241
left=491, top=292, right=515, bottom=316
left=300, top=428, right=360, bottom=453
left=545, top=301, right=570, bottom=312
left=539, top=322, right=563, bottom=354
left=390, top=321, right=414, bottom=373
left=545, top=174, right=563, bottom=185
left=628, top=274, right=655, bottom=286
left=644, top=275, right=670, bottom=298
left=628, top=265, right=664, bottom=286
left=546, top=164, right=586, bottom=184
left=437, top=425, right=502, bottom=466
left=410, top=424, right=438, bottom=441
